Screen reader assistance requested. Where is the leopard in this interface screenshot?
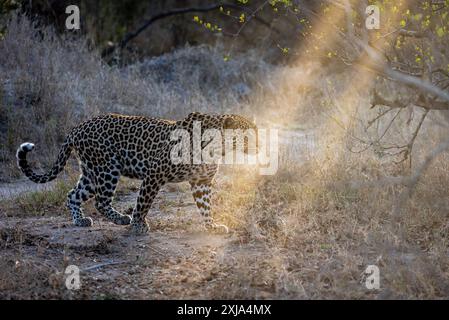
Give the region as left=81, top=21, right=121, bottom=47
left=16, top=112, right=257, bottom=234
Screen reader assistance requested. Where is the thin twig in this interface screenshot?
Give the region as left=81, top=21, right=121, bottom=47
left=82, top=260, right=128, bottom=272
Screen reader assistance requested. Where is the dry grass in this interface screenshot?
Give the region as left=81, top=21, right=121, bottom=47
left=1, top=178, right=75, bottom=217
left=210, top=143, right=449, bottom=298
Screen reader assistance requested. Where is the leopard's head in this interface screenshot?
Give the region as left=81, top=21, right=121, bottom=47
left=179, top=112, right=258, bottom=156
left=221, top=114, right=258, bottom=155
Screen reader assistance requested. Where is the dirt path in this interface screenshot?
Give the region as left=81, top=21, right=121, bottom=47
left=0, top=181, right=269, bottom=299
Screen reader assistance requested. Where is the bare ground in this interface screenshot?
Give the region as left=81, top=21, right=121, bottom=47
left=0, top=180, right=272, bottom=299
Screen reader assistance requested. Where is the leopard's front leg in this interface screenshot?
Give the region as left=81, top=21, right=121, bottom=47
left=190, top=182, right=229, bottom=233
left=130, top=174, right=164, bottom=234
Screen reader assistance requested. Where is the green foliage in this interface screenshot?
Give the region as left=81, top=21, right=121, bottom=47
left=269, top=0, right=293, bottom=8
left=193, top=15, right=222, bottom=33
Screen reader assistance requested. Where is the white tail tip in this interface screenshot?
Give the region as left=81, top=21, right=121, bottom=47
left=20, top=142, right=35, bottom=152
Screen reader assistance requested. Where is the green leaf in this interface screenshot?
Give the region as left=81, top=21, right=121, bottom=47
left=436, top=26, right=445, bottom=37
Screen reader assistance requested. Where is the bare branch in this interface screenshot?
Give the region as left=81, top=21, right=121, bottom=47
left=397, top=109, right=429, bottom=167
left=392, top=136, right=449, bottom=217
left=101, top=2, right=278, bottom=59
left=332, top=3, right=449, bottom=107
left=397, top=29, right=426, bottom=38
left=348, top=137, right=449, bottom=192
left=357, top=40, right=449, bottom=103
left=371, top=90, right=409, bottom=109
left=367, top=107, right=393, bottom=128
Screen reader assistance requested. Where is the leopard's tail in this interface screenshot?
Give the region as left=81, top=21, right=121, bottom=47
left=16, top=138, right=73, bottom=184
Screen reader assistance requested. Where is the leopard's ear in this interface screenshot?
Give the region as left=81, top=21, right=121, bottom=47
left=186, top=112, right=202, bottom=120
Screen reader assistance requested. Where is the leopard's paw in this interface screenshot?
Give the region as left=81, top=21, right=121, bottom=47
left=205, top=222, right=229, bottom=234
left=130, top=220, right=149, bottom=235
left=114, top=214, right=132, bottom=225
left=74, top=217, right=93, bottom=227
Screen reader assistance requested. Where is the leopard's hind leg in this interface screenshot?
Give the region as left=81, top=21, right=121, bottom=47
left=93, top=164, right=131, bottom=225
left=67, top=172, right=95, bottom=227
